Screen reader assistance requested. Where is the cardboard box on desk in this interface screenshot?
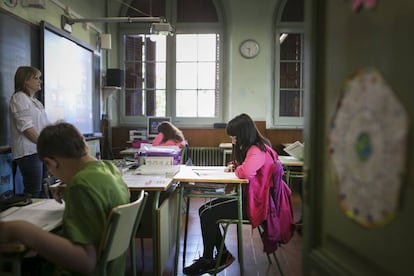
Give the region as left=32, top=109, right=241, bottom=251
left=138, top=144, right=182, bottom=165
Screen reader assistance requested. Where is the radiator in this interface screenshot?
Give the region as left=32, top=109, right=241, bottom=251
left=182, top=147, right=224, bottom=166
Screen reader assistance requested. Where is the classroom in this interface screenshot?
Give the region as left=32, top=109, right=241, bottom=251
left=0, top=0, right=413, bottom=275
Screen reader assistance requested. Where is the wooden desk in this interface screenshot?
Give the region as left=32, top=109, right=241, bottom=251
left=172, top=166, right=249, bottom=276
left=0, top=199, right=64, bottom=276
left=279, top=155, right=304, bottom=188
left=279, top=155, right=304, bottom=167
left=122, top=171, right=176, bottom=276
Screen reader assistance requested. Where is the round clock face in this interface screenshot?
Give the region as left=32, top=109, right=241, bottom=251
left=240, top=39, right=260, bottom=58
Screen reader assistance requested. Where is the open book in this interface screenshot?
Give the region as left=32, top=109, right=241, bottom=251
left=283, top=141, right=304, bottom=160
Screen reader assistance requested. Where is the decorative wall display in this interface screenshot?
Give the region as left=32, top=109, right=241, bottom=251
left=3, top=0, right=17, bottom=8
left=347, top=0, right=378, bottom=12
left=329, top=68, right=408, bottom=228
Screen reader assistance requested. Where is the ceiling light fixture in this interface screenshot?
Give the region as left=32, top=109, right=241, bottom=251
left=150, top=22, right=175, bottom=36
left=61, top=15, right=175, bottom=36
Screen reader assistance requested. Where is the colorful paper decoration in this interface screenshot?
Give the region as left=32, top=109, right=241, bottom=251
left=329, top=68, right=408, bottom=228
left=4, top=0, right=17, bottom=7
left=348, top=0, right=379, bottom=12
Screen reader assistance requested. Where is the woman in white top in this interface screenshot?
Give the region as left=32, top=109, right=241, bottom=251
left=9, top=66, right=50, bottom=197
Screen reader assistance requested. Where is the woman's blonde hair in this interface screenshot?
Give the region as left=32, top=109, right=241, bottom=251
left=14, top=66, right=41, bottom=94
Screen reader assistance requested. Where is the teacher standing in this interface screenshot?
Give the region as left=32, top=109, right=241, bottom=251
left=9, top=66, right=50, bottom=198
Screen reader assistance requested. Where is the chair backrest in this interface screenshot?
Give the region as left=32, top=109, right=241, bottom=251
left=97, top=190, right=148, bottom=275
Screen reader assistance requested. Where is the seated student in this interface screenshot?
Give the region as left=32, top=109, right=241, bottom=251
left=0, top=122, right=130, bottom=275
left=152, top=121, right=186, bottom=148
left=183, top=113, right=281, bottom=275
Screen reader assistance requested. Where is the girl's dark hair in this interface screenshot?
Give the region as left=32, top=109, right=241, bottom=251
left=37, top=122, right=88, bottom=160
left=226, top=113, right=271, bottom=163
left=157, top=121, right=185, bottom=143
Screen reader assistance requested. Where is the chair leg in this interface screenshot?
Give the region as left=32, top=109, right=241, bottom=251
left=256, top=226, right=272, bottom=263
left=257, top=225, right=284, bottom=276
left=140, top=237, right=145, bottom=271
left=130, top=238, right=137, bottom=276
left=272, top=251, right=284, bottom=276
left=182, top=197, right=191, bottom=267
left=214, top=221, right=232, bottom=275
left=215, top=220, right=284, bottom=276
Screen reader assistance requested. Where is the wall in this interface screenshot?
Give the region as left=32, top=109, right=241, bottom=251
left=219, top=0, right=279, bottom=121
left=0, top=0, right=106, bottom=47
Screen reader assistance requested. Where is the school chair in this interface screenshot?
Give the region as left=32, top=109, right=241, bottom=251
left=215, top=219, right=284, bottom=276
left=95, top=190, right=148, bottom=276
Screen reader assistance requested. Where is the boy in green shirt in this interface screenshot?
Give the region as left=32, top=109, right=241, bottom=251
left=0, top=122, right=130, bottom=275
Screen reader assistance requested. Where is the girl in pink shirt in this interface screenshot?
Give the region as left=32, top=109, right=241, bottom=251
left=183, top=113, right=278, bottom=275
left=152, top=121, right=186, bottom=148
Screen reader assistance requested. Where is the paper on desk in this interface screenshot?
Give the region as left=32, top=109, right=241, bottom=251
left=0, top=199, right=64, bottom=232
left=192, top=169, right=229, bottom=177
left=191, top=169, right=240, bottom=181
left=122, top=174, right=173, bottom=188
left=284, top=141, right=304, bottom=160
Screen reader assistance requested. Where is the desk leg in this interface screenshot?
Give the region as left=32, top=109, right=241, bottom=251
left=153, top=191, right=161, bottom=276
left=237, top=184, right=244, bottom=276
left=285, top=169, right=291, bottom=188
left=174, top=185, right=184, bottom=276
left=183, top=196, right=190, bottom=267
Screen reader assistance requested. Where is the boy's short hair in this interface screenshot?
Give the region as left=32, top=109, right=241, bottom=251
left=37, top=122, right=89, bottom=160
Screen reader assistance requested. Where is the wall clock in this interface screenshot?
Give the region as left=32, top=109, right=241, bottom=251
left=239, top=39, right=260, bottom=58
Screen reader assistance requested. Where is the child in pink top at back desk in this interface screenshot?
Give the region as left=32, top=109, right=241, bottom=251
left=152, top=121, right=186, bottom=148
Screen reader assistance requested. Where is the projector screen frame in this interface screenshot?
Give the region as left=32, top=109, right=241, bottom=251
left=39, top=21, right=100, bottom=136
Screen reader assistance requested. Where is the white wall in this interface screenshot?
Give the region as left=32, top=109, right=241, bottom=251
left=219, top=0, right=279, bottom=121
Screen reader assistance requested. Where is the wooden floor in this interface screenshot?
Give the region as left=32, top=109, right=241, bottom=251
left=127, top=187, right=303, bottom=276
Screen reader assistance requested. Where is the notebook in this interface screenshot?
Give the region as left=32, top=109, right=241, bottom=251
left=0, top=199, right=64, bottom=232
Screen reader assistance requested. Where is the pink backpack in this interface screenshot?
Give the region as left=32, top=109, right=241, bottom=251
left=263, top=154, right=296, bottom=253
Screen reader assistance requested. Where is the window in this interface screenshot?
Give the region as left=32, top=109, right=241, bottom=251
left=119, top=0, right=222, bottom=126
left=279, top=33, right=304, bottom=118
left=176, top=34, right=220, bottom=118
left=271, top=0, right=305, bottom=128
left=123, top=35, right=166, bottom=118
